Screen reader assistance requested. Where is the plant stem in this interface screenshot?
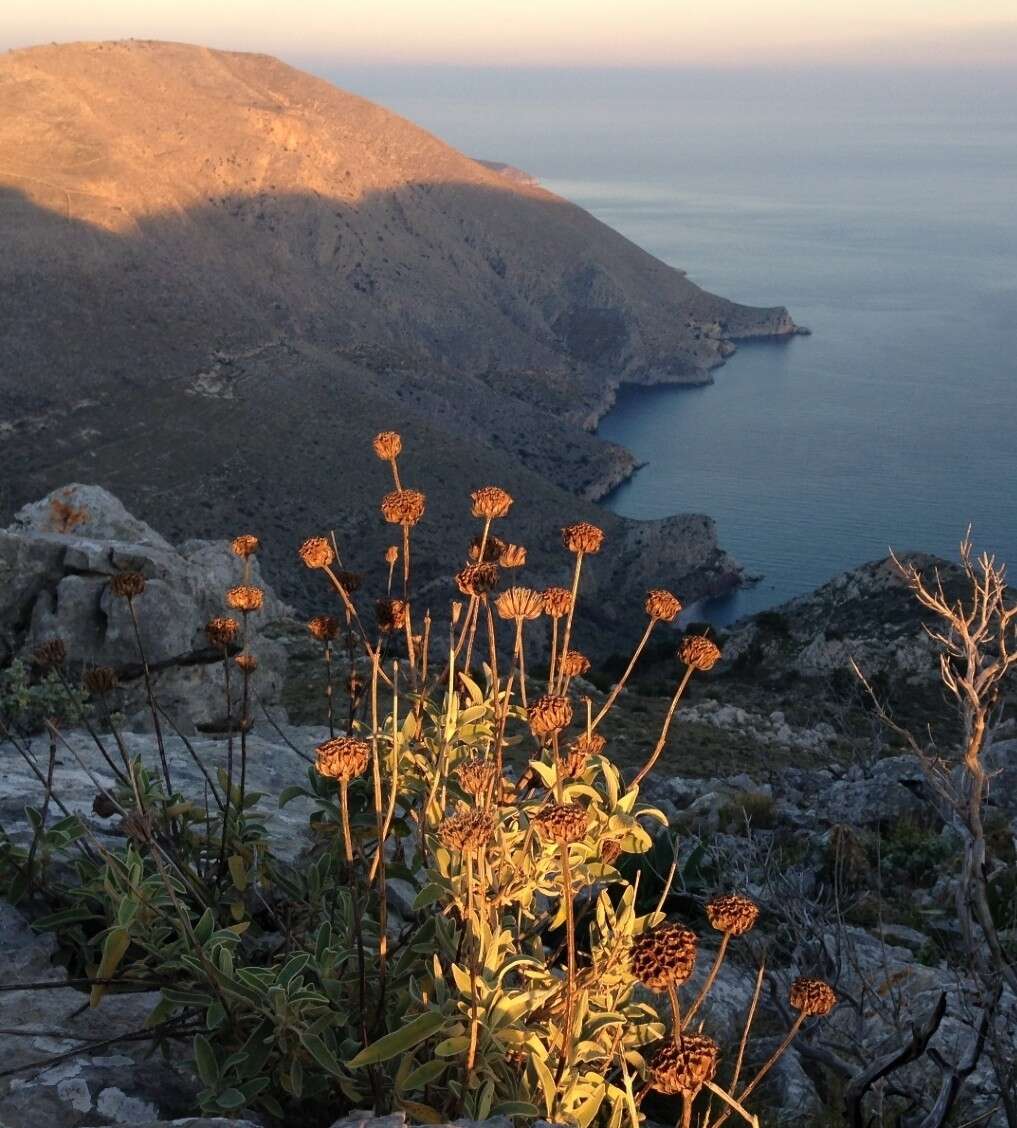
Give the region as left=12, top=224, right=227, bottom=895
left=631, top=665, right=695, bottom=788
left=591, top=619, right=656, bottom=730
left=555, top=553, right=585, bottom=694
left=553, top=839, right=578, bottom=1093
left=684, top=932, right=731, bottom=1029
left=126, top=595, right=172, bottom=797
left=465, top=852, right=481, bottom=1080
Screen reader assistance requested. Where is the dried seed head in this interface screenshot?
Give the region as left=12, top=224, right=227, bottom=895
left=542, top=586, right=573, bottom=618
left=451, top=601, right=464, bottom=627
left=706, top=893, right=760, bottom=937
left=376, top=598, right=408, bottom=633
left=559, top=732, right=606, bottom=779
left=299, top=537, right=335, bottom=570
left=373, top=431, right=403, bottom=461
left=645, top=589, right=683, bottom=622
left=231, top=534, right=260, bottom=558
left=206, top=616, right=239, bottom=648
left=501, top=543, right=527, bottom=568
left=630, top=922, right=698, bottom=989
left=495, top=586, right=543, bottom=621
left=92, top=792, right=118, bottom=818
left=385, top=545, right=399, bottom=566
left=226, top=585, right=264, bottom=613
left=234, top=653, right=258, bottom=673
left=679, top=635, right=722, bottom=671
left=649, top=1034, right=719, bottom=1096
left=121, top=810, right=155, bottom=844
left=469, top=533, right=507, bottom=563
left=600, top=838, right=623, bottom=864
left=455, top=757, right=498, bottom=800
left=471, top=486, right=514, bottom=520
left=335, top=570, right=362, bottom=593
left=32, top=638, right=66, bottom=669
left=315, top=736, right=371, bottom=781
left=562, top=521, right=605, bottom=555
left=455, top=562, right=500, bottom=597
left=528, top=693, right=573, bottom=737
left=83, top=666, right=119, bottom=695
left=308, top=614, right=340, bottom=642
left=559, top=650, right=590, bottom=679
left=438, top=809, right=494, bottom=853
left=789, top=977, right=837, bottom=1017
left=533, top=802, right=588, bottom=844
left=381, top=488, right=426, bottom=527
left=109, top=571, right=146, bottom=599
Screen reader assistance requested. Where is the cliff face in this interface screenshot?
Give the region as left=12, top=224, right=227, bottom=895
left=0, top=41, right=787, bottom=636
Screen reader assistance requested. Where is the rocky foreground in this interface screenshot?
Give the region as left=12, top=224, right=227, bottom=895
left=2, top=490, right=1015, bottom=1126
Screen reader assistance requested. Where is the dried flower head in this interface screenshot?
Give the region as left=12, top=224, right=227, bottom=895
left=455, top=562, right=500, bottom=597
left=559, top=650, right=591, bottom=679
left=373, top=431, right=403, bottom=461
left=109, top=571, right=146, bottom=599
left=471, top=486, right=514, bottom=520
left=308, top=614, right=340, bottom=642
left=206, top=616, right=239, bottom=648
left=630, top=922, right=698, bottom=989
left=468, top=533, right=506, bottom=563
left=528, top=693, right=573, bottom=737
left=381, top=489, right=426, bottom=527
left=533, top=802, right=588, bottom=844
left=789, top=977, right=838, bottom=1017
left=562, top=521, right=604, bottom=555
left=455, top=757, right=498, bottom=800
left=559, top=732, right=606, bottom=779
left=706, top=893, right=760, bottom=937
left=495, top=586, right=543, bottom=621
left=645, top=589, right=683, bottom=622
left=600, top=838, right=623, bottom=864
left=32, top=638, right=66, bottom=669
left=83, top=666, right=119, bottom=695
left=385, top=545, right=399, bottom=566
left=679, top=635, right=722, bottom=671
left=226, top=585, right=264, bottom=614
left=315, top=736, right=371, bottom=781
left=234, top=653, right=258, bottom=672
left=92, top=792, right=118, bottom=818
left=231, top=534, right=260, bottom=558
left=121, top=810, right=155, bottom=845
left=438, top=810, right=494, bottom=853
left=299, top=537, right=335, bottom=570
left=542, top=586, right=573, bottom=618
left=376, top=598, right=408, bottom=633
left=335, top=570, right=362, bottom=593
left=501, top=543, right=527, bottom=568
left=649, top=1034, right=720, bottom=1096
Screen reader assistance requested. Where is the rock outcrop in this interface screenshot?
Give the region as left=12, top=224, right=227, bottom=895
left=0, top=484, right=291, bottom=731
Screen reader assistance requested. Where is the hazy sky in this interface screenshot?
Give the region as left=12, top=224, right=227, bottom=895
left=5, top=0, right=1017, bottom=66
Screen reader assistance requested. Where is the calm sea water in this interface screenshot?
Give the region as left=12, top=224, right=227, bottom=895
left=317, top=65, right=1017, bottom=622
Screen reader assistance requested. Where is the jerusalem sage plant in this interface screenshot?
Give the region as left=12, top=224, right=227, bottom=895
left=0, top=430, right=840, bottom=1127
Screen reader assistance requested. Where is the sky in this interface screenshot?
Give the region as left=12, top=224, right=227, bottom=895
left=4, top=0, right=1017, bottom=67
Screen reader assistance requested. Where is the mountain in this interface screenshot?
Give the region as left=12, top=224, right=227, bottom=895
left=0, top=40, right=796, bottom=641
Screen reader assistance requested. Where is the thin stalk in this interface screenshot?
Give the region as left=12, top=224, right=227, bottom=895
left=369, top=651, right=388, bottom=989
left=217, top=646, right=235, bottom=878
left=339, top=778, right=371, bottom=1064
left=553, top=840, right=578, bottom=1092
left=324, top=640, right=335, bottom=737
left=514, top=619, right=529, bottom=708
left=591, top=618, right=656, bottom=730
left=732, top=964, right=766, bottom=1094
left=126, top=595, right=172, bottom=797
left=237, top=612, right=251, bottom=827
left=681, top=1092, right=694, bottom=1128
left=555, top=553, right=585, bottom=694
left=465, top=852, right=481, bottom=1080
left=53, top=668, right=129, bottom=787
left=710, top=1014, right=805, bottom=1128
left=548, top=617, right=559, bottom=691
left=667, top=981, right=684, bottom=1045
left=684, top=932, right=731, bottom=1029
left=630, top=665, right=695, bottom=788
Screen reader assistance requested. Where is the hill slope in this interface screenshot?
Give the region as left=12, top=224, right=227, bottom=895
left=0, top=41, right=796, bottom=638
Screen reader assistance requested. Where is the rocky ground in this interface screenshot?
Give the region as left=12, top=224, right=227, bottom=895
left=2, top=489, right=1015, bottom=1126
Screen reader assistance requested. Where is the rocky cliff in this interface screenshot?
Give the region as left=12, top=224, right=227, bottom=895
left=0, top=41, right=791, bottom=623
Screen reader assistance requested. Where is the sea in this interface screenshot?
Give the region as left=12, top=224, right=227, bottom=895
left=317, top=64, right=1017, bottom=623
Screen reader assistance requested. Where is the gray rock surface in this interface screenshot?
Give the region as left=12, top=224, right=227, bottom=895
left=1, top=485, right=292, bottom=732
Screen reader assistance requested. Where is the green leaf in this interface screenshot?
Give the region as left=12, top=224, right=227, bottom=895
left=194, top=908, right=215, bottom=944
left=399, top=1059, right=446, bottom=1092
left=90, top=926, right=130, bottom=1007
left=215, top=1087, right=246, bottom=1110
left=279, top=784, right=311, bottom=808
left=227, top=854, right=248, bottom=891
left=346, top=1011, right=447, bottom=1069
left=193, top=1034, right=219, bottom=1087
left=493, top=1102, right=540, bottom=1118
left=413, top=883, right=446, bottom=910
left=299, top=1032, right=344, bottom=1077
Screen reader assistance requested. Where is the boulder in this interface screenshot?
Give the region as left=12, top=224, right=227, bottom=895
left=1, top=485, right=293, bottom=732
